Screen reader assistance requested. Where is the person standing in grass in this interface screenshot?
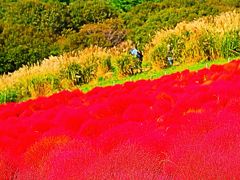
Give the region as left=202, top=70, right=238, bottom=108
left=167, top=43, right=174, bottom=66
left=129, top=47, right=143, bottom=72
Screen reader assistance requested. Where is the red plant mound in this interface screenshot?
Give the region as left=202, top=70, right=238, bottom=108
left=1, top=60, right=240, bottom=179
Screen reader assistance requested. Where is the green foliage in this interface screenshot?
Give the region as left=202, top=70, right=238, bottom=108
left=108, top=0, right=161, bottom=12
left=148, top=37, right=181, bottom=68
left=109, top=0, right=144, bottom=12
left=123, top=1, right=220, bottom=48
left=0, top=88, right=18, bottom=104
left=69, top=0, right=118, bottom=31
left=148, top=12, right=240, bottom=68
left=150, top=43, right=168, bottom=68
left=0, top=24, right=57, bottom=73
left=198, top=33, right=218, bottom=61
left=221, top=31, right=240, bottom=58
left=41, top=0, right=70, bottom=4
left=64, top=63, right=82, bottom=85
left=99, top=56, right=113, bottom=73
left=167, top=35, right=185, bottom=63
left=222, top=0, right=240, bottom=7
left=26, top=75, right=61, bottom=97
left=116, top=53, right=142, bottom=76
left=0, top=1, right=67, bottom=73
left=147, top=34, right=186, bottom=68
left=62, top=58, right=99, bottom=85
left=0, top=0, right=121, bottom=74
left=0, top=0, right=237, bottom=74
left=56, top=18, right=127, bottom=52
left=4, top=1, right=69, bottom=34
left=0, top=75, right=62, bottom=103
left=76, top=19, right=127, bottom=49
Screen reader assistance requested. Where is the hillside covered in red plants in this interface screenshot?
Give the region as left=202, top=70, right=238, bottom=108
left=1, top=60, right=240, bottom=179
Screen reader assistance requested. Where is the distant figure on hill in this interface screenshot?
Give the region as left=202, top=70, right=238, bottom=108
left=167, top=43, right=174, bottom=66
left=129, top=47, right=143, bottom=71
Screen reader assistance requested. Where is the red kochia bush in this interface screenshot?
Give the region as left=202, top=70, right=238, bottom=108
left=0, top=60, right=240, bottom=179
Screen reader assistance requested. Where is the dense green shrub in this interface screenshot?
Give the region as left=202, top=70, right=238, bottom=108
left=0, top=75, right=62, bottom=102
left=0, top=88, right=19, bottom=104
left=69, top=0, right=118, bottom=31
left=150, top=43, right=168, bottom=68
left=146, top=11, right=240, bottom=68
left=77, top=19, right=127, bottom=49
left=222, top=0, right=240, bottom=7
left=116, top=53, right=142, bottom=76
left=221, top=31, right=240, bottom=58
left=167, top=35, right=185, bottom=63
left=0, top=0, right=121, bottom=74
left=122, top=1, right=220, bottom=48
left=0, top=24, right=57, bottom=73
left=98, top=56, right=113, bottom=74
left=62, top=58, right=99, bottom=85
left=198, top=33, right=218, bottom=61
left=25, top=75, right=61, bottom=97
left=108, top=0, right=161, bottom=12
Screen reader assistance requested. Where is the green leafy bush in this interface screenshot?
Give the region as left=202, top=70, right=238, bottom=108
left=122, top=1, right=220, bottom=47
left=98, top=56, right=113, bottom=74
left=62, top=58, right=98, bottom=85
left=0, top=24, right=57, bottom=73
left=198, top=33, right=218, bottom=61
left=146, top=11, right=240, bottom=68
left=75, top=19, right=127, bottom=49
left=221, top=31, right=240, bottom=58
left=150, top=43, right=168, bottom=69
left=24, top=76, right=60, bottom=98
left=116, top=53, right=142, bottom=76
left=69, top=0, right=118, bottom=31
left=0, top=88, right=18, bottom=104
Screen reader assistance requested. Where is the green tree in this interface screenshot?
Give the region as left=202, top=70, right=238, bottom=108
left=69, top=0, right=118, bottom=31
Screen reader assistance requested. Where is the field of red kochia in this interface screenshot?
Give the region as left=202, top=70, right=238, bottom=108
left=1, top=60, right=240, bottom=179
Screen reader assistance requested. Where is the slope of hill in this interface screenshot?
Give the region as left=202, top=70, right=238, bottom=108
left=0, top=0, right=238, bottom=74
left=0, top=10, right=239, bottom=104
left=0, top=59, right=240, bottom=178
